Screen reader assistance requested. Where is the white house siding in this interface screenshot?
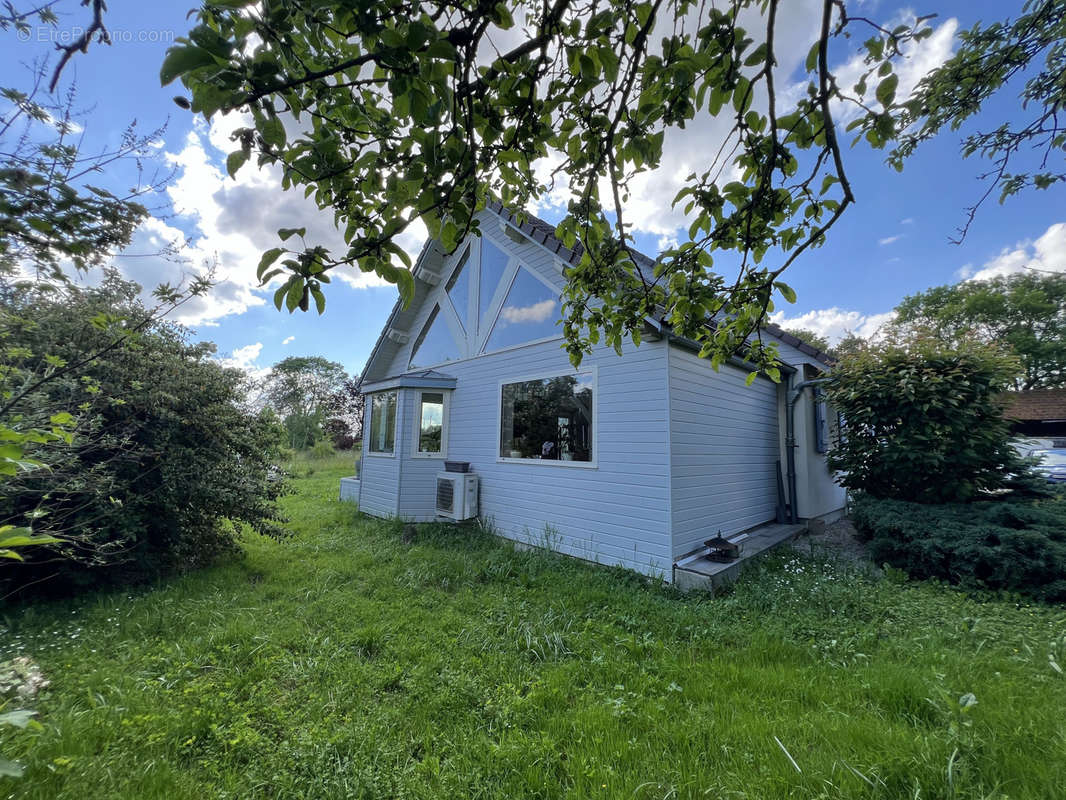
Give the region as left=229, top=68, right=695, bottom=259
left=361, top=214, right=675, bottom=579
left=668, top=346, right=782, bottom=559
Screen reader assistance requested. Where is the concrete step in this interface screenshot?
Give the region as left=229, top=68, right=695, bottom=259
left=673, top=522, right=806, bottom=592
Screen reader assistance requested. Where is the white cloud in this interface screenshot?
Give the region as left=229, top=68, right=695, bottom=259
left=220, top=342, right=270, bottom=381
left=282, top=335, right=295, bottom=345
left=103, top=114, right=403, bottom=329
left=500, top=298, right=557, bottom=324
left=878, top=234, right=902, bottom=245
left=900, top=217, right=914, bottom=225
left=959, top=222, right=1066, bottom=281
left=771, top=307, right=895, bottom=343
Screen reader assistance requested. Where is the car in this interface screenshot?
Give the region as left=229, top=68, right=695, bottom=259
left=1032, top=449, right=1066, bottom=483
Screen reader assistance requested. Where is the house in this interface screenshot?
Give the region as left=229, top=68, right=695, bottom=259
left=1004, top=389, right=1066, bottom=450
left=343, top=202, right=845, bottom=583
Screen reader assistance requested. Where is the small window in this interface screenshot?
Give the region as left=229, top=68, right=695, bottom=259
left=445, top=246, right=470, bottom=331
left=484, top=267, right=560, bottom=352
left=500, top=373, right=594, bottom=463
left=369, top=391, right=397, bottom=454
left=409, top=305, right=461, bottom=369
left=814, top=387, right=828, bottom=454
left=416, top=391, right=447, bottom=457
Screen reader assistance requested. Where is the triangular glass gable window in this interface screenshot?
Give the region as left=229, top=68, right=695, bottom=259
left=409, top=305, right=461, bottom=369
left=484, top=267, right=560, bottom=353
left=479, top=239, right=510, bottom=331
left=445, top=245, right=470, bottom=331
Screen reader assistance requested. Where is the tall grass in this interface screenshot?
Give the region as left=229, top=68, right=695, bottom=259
left=1, top=453, right=1064, bottom=798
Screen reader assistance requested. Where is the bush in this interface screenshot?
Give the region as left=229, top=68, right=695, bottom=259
left=851, top=494, right=1066, bottom=602
left=826, top=333, right=1032, bottom=503
left=0, top=276, right=288, bottom=595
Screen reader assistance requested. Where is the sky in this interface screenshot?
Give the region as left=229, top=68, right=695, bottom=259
left=2, top=0, right=1063, bottom=380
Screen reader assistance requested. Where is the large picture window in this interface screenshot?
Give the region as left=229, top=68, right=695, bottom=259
left=499, top=373, right=594, bottom=463
left=415, top=391, right=447, bottom=457
left=368, top=391, right=397, bottom=454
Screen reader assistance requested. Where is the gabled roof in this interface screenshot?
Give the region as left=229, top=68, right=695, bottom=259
left=359, top=204, right=834, bottom=385
left=1003, top=389, right=1066, bottom=422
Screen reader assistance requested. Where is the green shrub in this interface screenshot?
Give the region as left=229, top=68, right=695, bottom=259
left=851, top=494, right=1066, bottom=602
left=310, top=440, right=335, bottom=459
left=826, top=333, right=1033, bottom=502
left=0, top=276, right=288, bottom=595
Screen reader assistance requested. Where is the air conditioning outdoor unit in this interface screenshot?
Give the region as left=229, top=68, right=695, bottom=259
left=436, top=472, right=479, bottom=520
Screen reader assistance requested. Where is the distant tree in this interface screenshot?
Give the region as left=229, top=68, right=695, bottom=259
left=322, top=378, right=365, bottom=451
left=782, top=328, right=831, bottom=354
left=832, top=332, right=868, bottom=360
left=893, top=272, right=1066, bottom=390
left=263, top=357, right=349, bottom=449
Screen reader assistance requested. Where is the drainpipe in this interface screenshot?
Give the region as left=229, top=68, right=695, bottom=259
left=785, top=376, right=831, bottom=524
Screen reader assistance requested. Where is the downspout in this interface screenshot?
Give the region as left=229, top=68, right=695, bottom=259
left=785, top=376, right=831, bottom=523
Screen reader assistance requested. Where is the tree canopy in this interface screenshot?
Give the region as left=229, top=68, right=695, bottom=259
left=162, top=0, right=1065, bottom=375
left=263, top=356, right=349, bottom=449
left=894, top=271, right=1066, bottom=390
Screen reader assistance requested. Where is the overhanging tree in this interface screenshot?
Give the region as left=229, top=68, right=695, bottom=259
left=163, top=0, right=1065, bottom=374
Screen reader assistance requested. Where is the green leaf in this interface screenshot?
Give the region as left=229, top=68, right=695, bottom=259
left=285, top=279, right=304, bottom=312
left=260, top=116, right=285, bottom=149
left=257, top=248, right=285, bottom=279
left=226, top=149, right=249, bottom=179
left=159, top=45, right=217, bottom=86
left=876, top=74, right=899, bottom=107
left=777, top=282, right=797, bottom=304
left=278, top=227, right=306, bottom=241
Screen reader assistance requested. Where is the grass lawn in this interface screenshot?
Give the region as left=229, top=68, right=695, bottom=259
left=2, top=452, right=1065, bottom=799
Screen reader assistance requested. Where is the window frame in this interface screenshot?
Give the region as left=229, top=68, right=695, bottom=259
left=496, top=367, right=598, bottom=469
left=412, top=389, right=450, bottom=459
left=366, top=390, right=398, bottom=458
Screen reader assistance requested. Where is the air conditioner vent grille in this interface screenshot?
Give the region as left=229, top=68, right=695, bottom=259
left=436, top=478, right=455, bottom=513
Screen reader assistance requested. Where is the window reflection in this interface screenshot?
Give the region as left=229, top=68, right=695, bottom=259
left=369, top=391, right=397, bottom=453
left=418, top=392, right=445, bottom=454
left=409, top=305, right=461, bottom=368
left=446, top=246, right=470, bottom=331
left=479, top=239, right=510, bottom=330
left=484, top=267, right=560, bottom=352
left=500, top=374, right=593, bottom=462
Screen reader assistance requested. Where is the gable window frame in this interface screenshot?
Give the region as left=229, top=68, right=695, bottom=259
left=367, top=390, right=398, bottom=457
left=480, top=263, right=564, bottom=356
left=413, top=389, right=450, bottom=459
left=408, top=302, right=464, bottom=370
left=496, top=367, right=598, bottom=469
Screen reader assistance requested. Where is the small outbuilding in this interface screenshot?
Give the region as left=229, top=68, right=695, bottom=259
left=346, top=203, right=845, bottom=583
left=1004, top=389, right=1066, bottom=448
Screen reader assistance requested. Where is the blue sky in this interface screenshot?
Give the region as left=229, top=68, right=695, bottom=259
left=3, top=0, right=1063, bottom=379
